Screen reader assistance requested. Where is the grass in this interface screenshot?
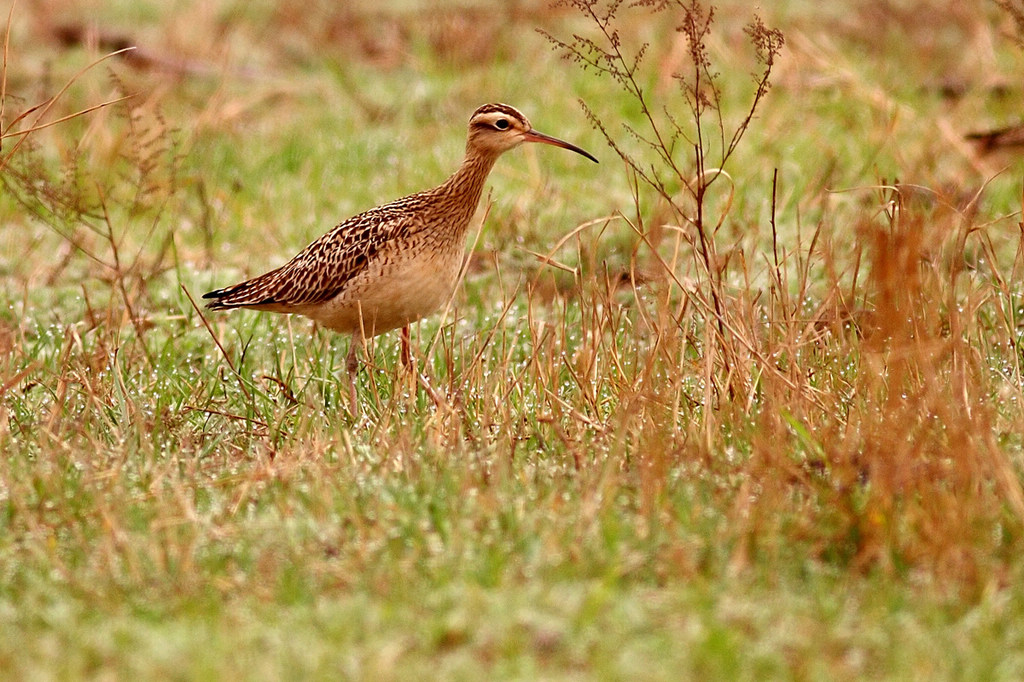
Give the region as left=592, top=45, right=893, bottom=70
left=4, top=0, right=1024, bottom=679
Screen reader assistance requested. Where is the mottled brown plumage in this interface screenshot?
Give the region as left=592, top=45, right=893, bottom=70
left=203, top=103, right=597, bottom=412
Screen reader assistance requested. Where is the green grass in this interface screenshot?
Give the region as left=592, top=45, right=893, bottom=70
left=4, top=0, right=1024, bottom=679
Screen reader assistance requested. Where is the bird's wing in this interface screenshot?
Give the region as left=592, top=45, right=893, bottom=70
left=203, top=200, right=422, bottom=310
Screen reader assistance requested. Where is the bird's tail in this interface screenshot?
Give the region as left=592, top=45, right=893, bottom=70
left=202, top=275, right=278, bottom=310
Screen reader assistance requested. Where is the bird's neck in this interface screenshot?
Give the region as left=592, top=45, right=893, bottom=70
left=434, top=151, right=500, bottom=230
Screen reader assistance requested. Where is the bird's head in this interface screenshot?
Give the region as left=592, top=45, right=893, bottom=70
left=466, top=103, right=598, bottom=163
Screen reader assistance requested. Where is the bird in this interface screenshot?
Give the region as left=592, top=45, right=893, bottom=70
left=965, top=123, right=1024, bottom=154
left=203, top=103, right=597, bottom=412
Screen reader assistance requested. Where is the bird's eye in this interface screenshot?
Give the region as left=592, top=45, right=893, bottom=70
left=494, top=119, right=510, bottom=130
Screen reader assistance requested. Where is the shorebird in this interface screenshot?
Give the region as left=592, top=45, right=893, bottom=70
left=966, top=123, right=1024, bottom=154
left=203, top=103, right=597, bottom=411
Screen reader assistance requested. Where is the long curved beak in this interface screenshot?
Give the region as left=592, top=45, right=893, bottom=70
left=523, top=129, right=599, bottom=163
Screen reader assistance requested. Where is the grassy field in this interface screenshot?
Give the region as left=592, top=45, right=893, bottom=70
left=4, top=0, right=1024, bottom=678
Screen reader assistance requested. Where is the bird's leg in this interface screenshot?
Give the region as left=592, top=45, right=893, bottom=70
left=400, top=326, right=412, bottom=370
left=395, top=326, right=442, bottom=409
left=400, top=327, right=446, bottom=412
left=398, top=325, right=419, bottom=397
left=346, top=338, right=360, bottom=416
